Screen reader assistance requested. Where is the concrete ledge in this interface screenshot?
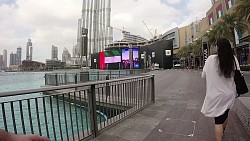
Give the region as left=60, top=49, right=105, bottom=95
left=233, top=97, right=250, bottom=136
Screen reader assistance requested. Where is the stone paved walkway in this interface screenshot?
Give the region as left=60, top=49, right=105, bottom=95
left=90, top=70, right=250, bottom=141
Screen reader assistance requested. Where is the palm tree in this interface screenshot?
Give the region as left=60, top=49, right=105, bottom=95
left=192, top=39, right=202, bottom=57
left=221, top=13, right=247, bottom=49
left=176, top=45, right=192, bottom=68
left=205, top=26, right=218, bottom=48
left=192, top=39, right=202, bottom=68
left=205, top=13, right=247, bottom=54
left=235, top=0, right=250, bottom=31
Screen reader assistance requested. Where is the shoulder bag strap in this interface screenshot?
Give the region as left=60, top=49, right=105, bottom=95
left=234, top=58, right=238, bottom=71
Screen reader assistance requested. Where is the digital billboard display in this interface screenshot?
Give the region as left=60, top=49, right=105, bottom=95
left=122, top=48, right=130, bottom=69
left=104, top=50, right=121, bottom=64
left=132, top=48, right=139, bottom=69
left=122, top=48, right=139, bottom=69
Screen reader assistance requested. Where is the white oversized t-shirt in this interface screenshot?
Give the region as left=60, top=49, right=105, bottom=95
left=201, top=55, right=239, bottom=117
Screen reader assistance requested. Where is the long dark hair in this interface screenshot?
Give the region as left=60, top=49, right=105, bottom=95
left=216, top=38, right=234, bottom=78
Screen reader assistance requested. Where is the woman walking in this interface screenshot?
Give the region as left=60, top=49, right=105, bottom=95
left=201, top=38, right=239, bottom=141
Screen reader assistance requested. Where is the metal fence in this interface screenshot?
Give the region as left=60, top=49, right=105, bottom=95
left=0, top=74, right=155, bottom=141
left=44, top=69, right=150, bottom=86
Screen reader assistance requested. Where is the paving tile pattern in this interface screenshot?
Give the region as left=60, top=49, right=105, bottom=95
left=90, top=70, right=250, bottom=141
left=233, top=98, right=250, bottom=136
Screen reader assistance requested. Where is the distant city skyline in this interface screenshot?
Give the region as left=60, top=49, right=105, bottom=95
left=9, top=47, right=22, bottom=66
left=0, top=0, right=212, bottom=63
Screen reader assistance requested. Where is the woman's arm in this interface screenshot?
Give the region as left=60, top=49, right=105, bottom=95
left=0, top=130, right=12, bottom=141
left=0, top=130, right=50, bottom=141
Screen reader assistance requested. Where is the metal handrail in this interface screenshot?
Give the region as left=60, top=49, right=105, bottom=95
left=0, top=74, right=155, bottom=141
left=0, top=74, right=154, bottom=97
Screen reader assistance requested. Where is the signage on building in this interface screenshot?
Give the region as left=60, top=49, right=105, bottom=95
left=203, top=42, right=208, bottom=63
left=152, top=52, right=155, bottom=58
left=141, top=54, right=145, bottom=59
left=165, top=50, right=171, bottom=56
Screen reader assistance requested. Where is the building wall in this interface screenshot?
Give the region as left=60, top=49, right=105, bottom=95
left=122, top=32, right=148, bottom=43
left=21, top=60, right=45, bottom=71
left=174, top=23, right=199, bottom=55
left=196, top=17, right=210, bottom=39
left=177, top=26, right=187, bottom=55
left=206, top=0, right=237, bottom=29
left=46, top=59, right=64, bottom=69
left=160, top=27, right=179, bottom=49
left=145, top=40, right=173, bottom=69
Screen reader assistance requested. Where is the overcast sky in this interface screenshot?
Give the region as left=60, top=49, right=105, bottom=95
left=0, top=0, right=211, bottom=63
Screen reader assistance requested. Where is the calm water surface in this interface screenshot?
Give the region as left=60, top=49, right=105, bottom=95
left=0, top=72, right=45, bottom=93
left=0, top=72, right=105, bottom=141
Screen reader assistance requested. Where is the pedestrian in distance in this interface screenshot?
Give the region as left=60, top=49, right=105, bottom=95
left=201, top=38, right=239, bottom=141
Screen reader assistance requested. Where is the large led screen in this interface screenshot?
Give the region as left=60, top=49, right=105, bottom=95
left=132, top=48, right=139, bottom=69
left=104, top=50, right=121, bottom=63
left=122, top=48, right=130, bottom=69
left=122, top=48, right=139, bottom=69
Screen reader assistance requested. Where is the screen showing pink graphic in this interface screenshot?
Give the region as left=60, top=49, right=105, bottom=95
left=122, top=48, right=130, bottom=69
left=122, top=48, right=139, bottom=69
left=133, top=48, right=139, bottom=69
left=104, top=50, right=121, bottom=63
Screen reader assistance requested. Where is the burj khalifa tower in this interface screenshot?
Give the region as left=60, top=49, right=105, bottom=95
left=76, top=0, right=113, bottom=65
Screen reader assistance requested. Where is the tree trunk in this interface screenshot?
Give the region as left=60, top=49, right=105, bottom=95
left=231, top=28, right=237, bottom=56
left=199, top=56, right=202, bottom=68
left=248, top=42, right=250, bottom=64
left=248, top=25, right=250, bottom=64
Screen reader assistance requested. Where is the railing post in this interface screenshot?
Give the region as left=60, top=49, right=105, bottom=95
left=151, top=75, right=155, bottom=103
left=88, top=84, right=98, bottom=137
left=55, top=74, right=58, bottom=86
left=109, top=71, right=111, bottom=79
left=65, top=72, right=67, bottom=85
left=97, top=71, right=99, bottom=81
left=45, top=73, right=47, bottom=85
left=106, top=75, right=110, bottom=96
left=75, top=74, right=77, bottom=84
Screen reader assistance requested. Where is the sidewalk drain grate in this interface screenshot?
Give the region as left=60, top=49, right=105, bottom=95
left=157, top=118, right=196, bottom=137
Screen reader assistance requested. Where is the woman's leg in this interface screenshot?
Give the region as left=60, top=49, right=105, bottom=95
left=215, top=125, right=224, bottom=141
left=214, top=109, right=230, bottom=140
left=223, top=117, right=228, bottom=132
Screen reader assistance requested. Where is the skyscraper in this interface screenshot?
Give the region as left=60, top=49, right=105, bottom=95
left=3, top=50, right=7, bottom=68
left=51, top=45, right=58, bottom=60
left=78, top=0, right=113, bottom=65
left=26, top=39, right=33, bottom=60
left=17, top=47, right=22, bottom=65
left=10, top=52, right=17, bottom=66
left=0, top=54, right=3, bottom=69
left=72, top=44, right=78, bottom=57
left=62, top=47, right=71, bottom=62
left=9, top=47, right=22, bottom=66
